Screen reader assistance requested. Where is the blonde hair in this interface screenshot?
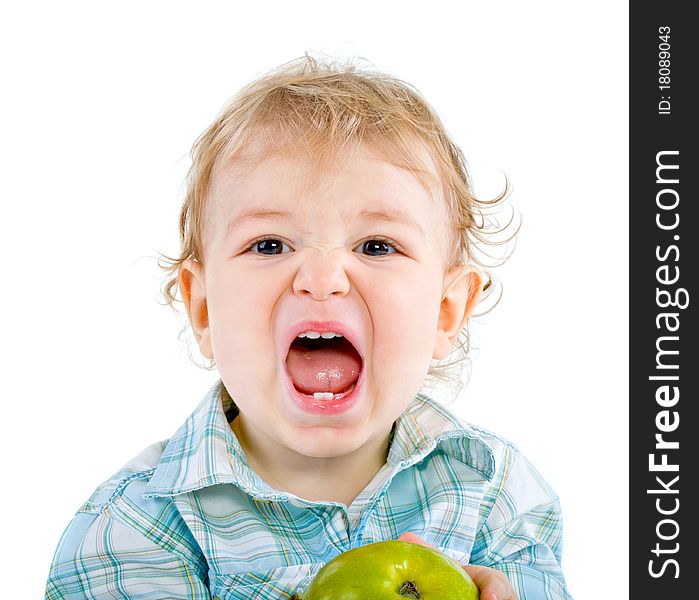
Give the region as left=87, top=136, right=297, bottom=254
left=159, top=54, right=515, bottom=397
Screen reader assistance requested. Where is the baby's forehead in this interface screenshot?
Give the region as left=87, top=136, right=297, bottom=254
left=205, top=137, right=454, bottom=252
left=212, top=135, right=444, bottom=205
left=209, top=150, right=448, bottom=242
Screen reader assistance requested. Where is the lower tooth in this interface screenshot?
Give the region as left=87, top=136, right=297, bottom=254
left=313, top=392, right=334, bottom=401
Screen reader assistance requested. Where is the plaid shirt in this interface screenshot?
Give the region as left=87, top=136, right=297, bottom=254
left=46, top=381, right=572, bottom=599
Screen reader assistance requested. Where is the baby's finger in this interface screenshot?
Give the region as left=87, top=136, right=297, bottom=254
left=397, top=532, right=438, bottom=550
left=397, top=535, right=516, bottom=599
left=462, top=564, right=518, bottom=600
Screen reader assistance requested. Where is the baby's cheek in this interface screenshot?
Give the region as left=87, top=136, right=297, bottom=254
left=209, top=314, right=276, bottom=391
left=373, top=324, right=437, bottom=395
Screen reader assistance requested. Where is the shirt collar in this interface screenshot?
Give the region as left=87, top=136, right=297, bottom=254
left=387, top=393, right=495, bottom=480
left=144, top=380, right=495, bottom=500
left=144, top=380, right=289, bottom=501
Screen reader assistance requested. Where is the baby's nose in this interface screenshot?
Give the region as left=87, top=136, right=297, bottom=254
left=292, top=248, right=350, bottom=300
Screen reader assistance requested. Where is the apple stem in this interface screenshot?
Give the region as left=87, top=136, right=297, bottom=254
left=399, top=580, right=420, bottom=599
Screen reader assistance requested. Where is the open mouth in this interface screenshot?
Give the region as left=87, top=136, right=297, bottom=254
left=285, top=332, right=363, bottom=401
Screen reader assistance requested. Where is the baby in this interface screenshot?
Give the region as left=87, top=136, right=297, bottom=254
left=46, top=56, right=572, bottom=599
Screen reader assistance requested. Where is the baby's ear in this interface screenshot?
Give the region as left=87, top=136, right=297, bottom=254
left=179, top=260, right=213, bottom=359
left=433, top=266, right=483, bottom=360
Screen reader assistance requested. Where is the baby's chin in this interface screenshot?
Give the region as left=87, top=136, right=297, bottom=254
left=280, top=419, right=386, bottom=460
left=273, top=379, right=412, bottom=459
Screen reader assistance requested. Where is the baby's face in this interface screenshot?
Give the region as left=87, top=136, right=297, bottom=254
left=183, top=143, right=474, bottom=461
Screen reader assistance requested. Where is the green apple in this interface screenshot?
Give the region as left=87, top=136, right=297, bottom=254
left=303, top=540, right=479, bottom=599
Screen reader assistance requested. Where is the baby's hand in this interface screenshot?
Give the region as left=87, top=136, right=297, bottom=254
left=397, top=532, right=519, bottom=600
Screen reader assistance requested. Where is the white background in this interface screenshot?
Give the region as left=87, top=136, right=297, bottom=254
left=1, top=1, right=628, bottom=597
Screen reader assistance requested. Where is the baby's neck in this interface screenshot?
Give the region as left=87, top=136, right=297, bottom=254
left=261, top=455, right=386, bottom=507
left=230, top=419, right=390, bottom=507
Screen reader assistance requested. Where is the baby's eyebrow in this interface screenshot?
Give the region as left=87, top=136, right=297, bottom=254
left=225, top=208, right=293, bottom=237
left=357, top=208, right=425, bottom=238
left=224, top=207, right=425, bottom=238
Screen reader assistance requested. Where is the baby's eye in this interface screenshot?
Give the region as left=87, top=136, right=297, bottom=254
left=355, top=239, right=397, bottom=257
left=249, top=238, right=291, bottom=255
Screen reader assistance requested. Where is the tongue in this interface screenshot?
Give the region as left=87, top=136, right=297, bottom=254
left=286, top=345, right=361, bottom=394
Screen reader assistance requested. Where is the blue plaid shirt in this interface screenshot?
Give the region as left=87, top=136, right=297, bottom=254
left=46, top=381, right=572, bottom=599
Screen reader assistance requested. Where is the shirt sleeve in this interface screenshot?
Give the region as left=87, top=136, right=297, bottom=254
left=45, top=508, right=211, bottom=599
left=469, top=445, right=573, bottom=600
